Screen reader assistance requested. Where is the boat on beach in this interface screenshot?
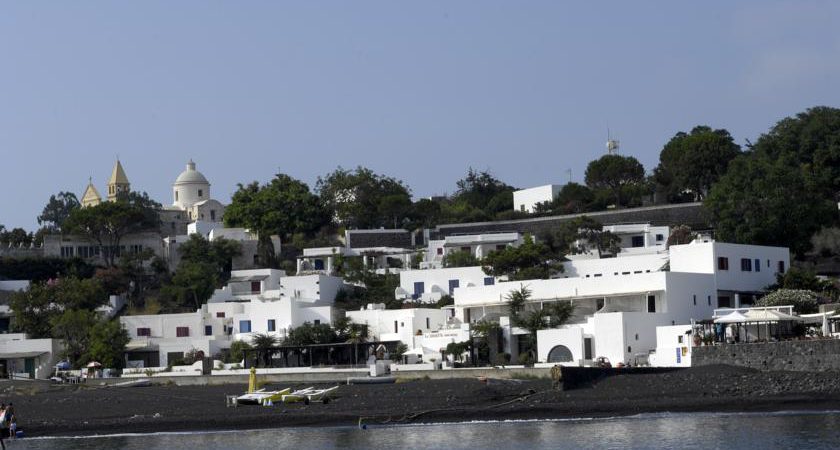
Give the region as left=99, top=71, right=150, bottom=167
left=236, top=387, right=291, bottom=405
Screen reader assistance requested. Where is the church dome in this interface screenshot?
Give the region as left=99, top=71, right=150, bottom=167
left=174, top=160, right=209, bottom=185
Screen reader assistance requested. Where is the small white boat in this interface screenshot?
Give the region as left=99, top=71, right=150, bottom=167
left=236, top=387, right=291, bottom=405
left=281, top=386, right=339, bottom=404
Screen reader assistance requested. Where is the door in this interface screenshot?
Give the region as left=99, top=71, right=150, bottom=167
left=24, top=358, right=35, bottom=379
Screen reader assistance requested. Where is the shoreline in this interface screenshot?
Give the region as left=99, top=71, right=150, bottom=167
left=9, top=365, right=840, bottom=437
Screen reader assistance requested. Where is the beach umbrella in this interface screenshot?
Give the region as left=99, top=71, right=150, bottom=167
left=86, top=361, right=102, bottom=368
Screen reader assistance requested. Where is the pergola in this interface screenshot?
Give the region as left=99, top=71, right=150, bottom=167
left=704, top=309, right=804, bottom=344
left=242, top=340, right=401, bottom=369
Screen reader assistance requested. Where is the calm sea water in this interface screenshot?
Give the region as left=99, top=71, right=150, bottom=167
left=10, top=411, right=840, bottom=450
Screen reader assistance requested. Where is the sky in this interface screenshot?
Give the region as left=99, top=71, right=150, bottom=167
left=2, top=1, right=840, bottom=230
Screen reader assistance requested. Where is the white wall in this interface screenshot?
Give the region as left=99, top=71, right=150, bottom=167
left=537, top=327, right=586, bottom=365
left=347, top=308, right=447, bottom=346
left=399, top=267, right=495, bottom=303
left=513, top=184, right=562, bottom=213
left=649, top=325, right=693, bottom=367
left=561, top=253, right=669, bottom=279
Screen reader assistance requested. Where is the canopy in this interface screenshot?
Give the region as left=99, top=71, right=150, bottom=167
left=714, top=311, right=749, bottom=323
left=228, top=274, right=269, bottom=283
left=744, top=309, right=803, bottom=322
left=86, top=361, right=102, bottom=368
left=0, top=351, right=47, bottom=359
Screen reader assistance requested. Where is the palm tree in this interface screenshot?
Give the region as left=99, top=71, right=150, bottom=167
left=505, top=284, right=531, bottom=323
left=345, top=323, right=369, bottom=365
left=251, top=333, right=279, bottom=368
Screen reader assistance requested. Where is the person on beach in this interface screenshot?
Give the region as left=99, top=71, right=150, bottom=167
left=0, top=403, right=6, bottom=450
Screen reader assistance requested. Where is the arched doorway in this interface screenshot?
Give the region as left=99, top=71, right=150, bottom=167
left=547, top=345, right=573, bottom=363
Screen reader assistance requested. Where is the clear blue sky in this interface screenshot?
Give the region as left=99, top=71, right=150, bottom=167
left=2, top=1, right=839, bottom=230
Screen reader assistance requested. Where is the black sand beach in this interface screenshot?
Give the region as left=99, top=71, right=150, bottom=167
left=7, top=365, right=840, bottom=437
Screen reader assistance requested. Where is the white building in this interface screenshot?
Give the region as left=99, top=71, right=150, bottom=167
left=513, top=184, right=562, bottom=213
left=396, top=266, right=498, bottom=303
left=0, top=333, right=63, bottom=380
left=121, top=269, right=343, bottom=367
left=159, top=160, right=227, bottom=236
left=425, top=232, right=522, bottom=269
left=452, top=238, right=789, bottom=366
left=346, top=304, right=464, bottom=362
left=296, top=246, right=414, bottom=275
left=648, top=325, right=693, bottom=367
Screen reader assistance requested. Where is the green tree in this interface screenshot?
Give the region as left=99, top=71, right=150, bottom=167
left=654, top=126, right=741, bottom=202
left=227, top=340, right=252, bottom=364
left=751, top=106, right=840, bottom=199
left=37, top=191, right=80, bottom=232
left=285, top=322, right=337, bottom=345
left=705, top=153, right=835, bottom=256
left=0, top=227, right=34, bottom=247
left=177, top=234, right=242, bottom=282
left=442, top=250, right=479, bottom=268
left=504, top=284, right=531, bottom=324
left=770, top=267, right=837, bottom=299
left=667, top=225, right=696, bottom=247
left=483, top=235, right=562, bottom=280
left=225, top=174, right=327, bottom=240
left=161, top=261, right=218, bottom=310
left=585, top=154, right=646, bottom=207
left=51, top=309, right=98, bottom=368
left=64, top=200, right=160, bottom=266
left=755, top=289, right=819, bottom=314
left=85, top=319, right=130, bottom=369
left=534, top=182, right=597, bottom=215
left=452, top=168, right=515, bottom=217
left=316, top=166, right=411, bottom=229
left=10, top=277, right=107, bottom=337
left=250, top=333, right=279, bottom=367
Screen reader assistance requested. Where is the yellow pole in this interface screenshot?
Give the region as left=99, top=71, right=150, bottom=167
left=248, top=366, right=257, bottom=393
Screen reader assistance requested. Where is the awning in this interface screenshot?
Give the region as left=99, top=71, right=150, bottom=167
left=228, top=274, right=269, bottom=283
left=0, top=351, right=47, bottom=359
left=125, top=340, right=156, bottom=351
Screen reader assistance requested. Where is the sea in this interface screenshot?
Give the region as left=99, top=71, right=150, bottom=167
left=10, top=411, right=840, bottom=449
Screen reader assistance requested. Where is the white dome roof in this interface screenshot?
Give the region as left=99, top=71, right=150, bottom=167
left=175, top=160, right=209, bottom=185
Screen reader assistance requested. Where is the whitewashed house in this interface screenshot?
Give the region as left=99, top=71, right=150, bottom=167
left=452, top=238, right=789, bottom=366
left=346, top=304, right=465, bottom=363
left=0, top=333, right=63, bottom=380
left=425, top=232, right=522, bottom=269
left=121, top=269, right=344, bottom=367
left=296, top=246, right=414, bottom=275
left=396, top=266, right=498, bottom=303
left=513, top=184, right=563, bottom=213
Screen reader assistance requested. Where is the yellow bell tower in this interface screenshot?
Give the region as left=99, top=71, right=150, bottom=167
left=107, top=160, right=130, bottom=201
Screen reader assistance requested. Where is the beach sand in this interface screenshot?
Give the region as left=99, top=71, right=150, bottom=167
left=7, top=365, right=840, bottom=437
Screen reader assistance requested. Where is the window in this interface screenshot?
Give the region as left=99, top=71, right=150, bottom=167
left=394, top=321, right=398, bottom=333
left=426, top=317, right=430, bottom=329
left=175, top=191, right=179, bottom=201
left=635, top=333, right=639, bottom=341
left=461, top=246, right=471, bottom=253
left=627, top=346, right=632, bottom=353
left=740, top=258, right=752, bottom=272
left=631, top=236, right=645, bottom=247
left=755, top=259, right=761, bottom=272
left=520, top=205, right=525, bottom=212
left=693, top=294, right=696, bottom=306
left=717, top=257, right=729, bottom=270
left=267, top=319, right=276, bottom=332
left=400, top=322, right=404, bottom=328
left=778, top=261, right=785, bottom=273
left=647, top=295, right=656, bottom=313
left=216, top=312, right=225, bottom=318
left=251, top=281, right=261, bottom=293
left=176, top=327, right=190, bottom=337
left=484, top=277, right=495, bottom=286
left=204, top=325, right=212, bottom=336
left=655, top=234, right=664, bottom=242
left=210, top=210, right=216, bottom=221
left=413, top=282, right=425, bottom=299
left=314, top=319, right=320, bottom=325
left=707, top=295, right=711, bottom=306
left=594, top=273, right=602, bottom=277
left=448, top=279, right=460, bottom=295
left=198, top=189, right=203, bottom=198
left=239, top=320, right=251, bottom=333
left=436, top=248, right=443, bottom=255
left=677, top=335, right=684, bottom=344
left=496, top=244, right=506, bottom=251
left=137, top=327, right=151, bottom=337
left=718, top=296, right=731, bottom=308
left=584, top=338, right=593, bottom=360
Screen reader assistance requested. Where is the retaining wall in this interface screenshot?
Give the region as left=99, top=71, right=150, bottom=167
left=692, top=340, right=840, bottom=371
